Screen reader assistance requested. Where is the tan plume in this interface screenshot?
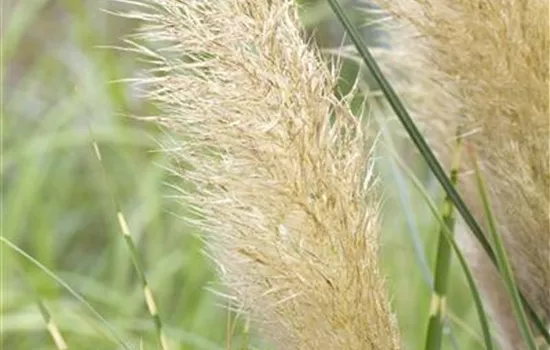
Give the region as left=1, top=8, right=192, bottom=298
left=368, top=0, right=549, bottom=348
left=125, top=0, right=401, bottom=348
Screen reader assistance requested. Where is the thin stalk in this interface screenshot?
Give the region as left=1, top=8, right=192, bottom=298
left=15, top=263, right=69, bottom=350
left=373, top=98, right=458, bottom=347
left=35, top=298, right=69, bottom=350
left=0, top=237, right=131, bottom=349
left=424, top=138, right=462, bottom=350
left=470, top=148, right=537, bottom=350
left=89, top=130, right=170, bottom=350
left=241, top=317, right=250, bottom=350
left=325, top=0, right=550, bottom=342
left=372, top=98, right=434, bottom=287
left=392, top=155, right=494, bottom=350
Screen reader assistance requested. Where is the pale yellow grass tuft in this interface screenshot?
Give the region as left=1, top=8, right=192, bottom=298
left=126, top=0, right=401, bottom=348
left=369, top=0, right=549, bottom=348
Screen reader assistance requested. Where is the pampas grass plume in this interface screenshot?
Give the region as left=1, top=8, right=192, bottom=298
left=125, top=0, right=401, bottom=348
left=370, top=0, right=549, bottom=348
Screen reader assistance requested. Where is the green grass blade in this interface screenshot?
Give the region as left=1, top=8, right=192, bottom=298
left=372, top=99, right=434, bottom=287
left=0, top=236, right=132, bottom=350
left=89, top=130, right=171, bottom=350
left=371, top=94, right=462, bottom=347
left=325, top=1, right=549, bottom=341
left=424, top=138, right=462, bottom=350
left=391, top=154, right=494, bottom=350
left=35, top=298, right=69, bottom=350
left=14, top=263, right=69, bottom=350
left=470, top=149, right=537, bottom=349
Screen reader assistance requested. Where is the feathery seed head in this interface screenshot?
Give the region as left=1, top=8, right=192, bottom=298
left=127, top=0, right=401, bottom=348
left=370, top=0, right=549, bottom=347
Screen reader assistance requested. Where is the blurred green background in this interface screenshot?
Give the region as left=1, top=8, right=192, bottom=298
left=2, top=1, right=483, bottom=349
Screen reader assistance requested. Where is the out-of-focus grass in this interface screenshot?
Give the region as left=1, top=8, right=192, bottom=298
left=376, top=126, right=485, bottom=350
left=1, top=1, right=483, bottom=349
left=2, top=1, right=235, bottom=349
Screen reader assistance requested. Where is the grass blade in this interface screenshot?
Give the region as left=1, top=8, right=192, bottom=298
left=14, top=263, right=69, bottom=350
left=391, top=155, right=494, bottom=350
left=373, top=99, right=434, bottom=287
left=424, top=138, right=462, bottom=350
left=0, top=237, right=131, bottom=350
left=89, top=129, right=171, bottom=350
left=35, top=298, right=69, bottom=350
left=469, top=148, right=537, bottom=349
left=325, top=0, right=549, bottom=341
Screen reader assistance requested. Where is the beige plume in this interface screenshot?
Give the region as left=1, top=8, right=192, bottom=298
left=126, top=0, right=401, bottom=348
left=369, top=0, right=549, bottom=348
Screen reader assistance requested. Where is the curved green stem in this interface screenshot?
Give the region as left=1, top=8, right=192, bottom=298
left=392, top=154, right=494, bottom=350
left=471, top=149, right=537, bottom=350
left=424, top=139, right=463, bottom=350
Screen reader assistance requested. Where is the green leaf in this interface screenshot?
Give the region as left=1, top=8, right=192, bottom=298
left=424, top=138, right=463, bottom=350
left=392, top=153, right=494, bottom=350
left=470, top=149, right=537, bottom=350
